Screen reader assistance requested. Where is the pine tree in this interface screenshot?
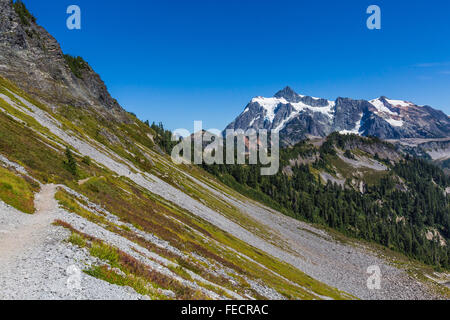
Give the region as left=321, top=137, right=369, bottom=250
left=64, top=147, right=78, bottom=177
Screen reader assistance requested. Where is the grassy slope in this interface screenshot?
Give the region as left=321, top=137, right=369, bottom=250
left=0, top=166, right=37, bottom=213
left=0, top=75, right=352, bottom=300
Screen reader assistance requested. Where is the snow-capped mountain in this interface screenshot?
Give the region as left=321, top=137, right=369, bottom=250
left=224, top=87, right=450, bottom=145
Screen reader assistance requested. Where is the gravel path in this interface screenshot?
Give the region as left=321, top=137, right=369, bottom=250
left=0, top=185, right=56, bottom=266
left=0, top=185, right=145, bottom=300
left=0, top=180, right=244, bottom=300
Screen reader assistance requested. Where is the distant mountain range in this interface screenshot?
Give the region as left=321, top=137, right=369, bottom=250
left=225, top=86, right=450, bottom=146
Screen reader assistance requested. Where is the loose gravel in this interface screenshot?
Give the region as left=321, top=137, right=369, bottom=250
left=0, top=187, right=145, bottom=300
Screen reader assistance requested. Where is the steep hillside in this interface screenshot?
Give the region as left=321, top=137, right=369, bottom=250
left=0, top=74, right=352, bottom=300
left=0, top=0, right=449, bottom=300
left=202, top=133, right=450, bottom=271
left=0, top=0, right=128, bottom=122
left=388, top=138, right=450, bottom=174
left=225, top=87, right=450, bottom=146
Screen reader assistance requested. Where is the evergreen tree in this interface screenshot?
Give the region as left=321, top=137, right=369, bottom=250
left=64, top=147, right=78, bottom=177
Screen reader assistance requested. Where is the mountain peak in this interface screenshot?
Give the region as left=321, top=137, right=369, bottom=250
left=274, top=86, right=300, bottom=100
left=0, top=0, right=129, bottom=122
left=226, top=89, right=450, bottom=144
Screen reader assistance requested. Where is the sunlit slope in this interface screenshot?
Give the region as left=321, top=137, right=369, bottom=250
left=0, top=76, right=446, bottom=299
left=0, top=76, right=355, bottom=300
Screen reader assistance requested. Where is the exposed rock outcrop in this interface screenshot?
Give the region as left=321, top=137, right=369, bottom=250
left=225, top=87, right=450, bottom=146
left=0, top=0, right=129, bottom=122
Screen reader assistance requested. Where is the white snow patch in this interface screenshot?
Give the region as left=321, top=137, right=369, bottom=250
left=385, top=118, right=404, bottom=127
left=273, top=114, right=295, bottom=132
left=339, top=130, right=356, bottom=135
left=252, top=97, right=288, bottom=122
left=252, top=96, right=335, bottom=128
left=369, top=98, right=398, bottom=116
left=369, top=98, right=404, bottom=127
left=290, top=100, right=335, bottom=118
left=385, top=99, right=413, bottom=107
left=248, top=116, right=259, bottom=127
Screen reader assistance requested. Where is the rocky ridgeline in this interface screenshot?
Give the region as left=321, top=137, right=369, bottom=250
left=225, top=86, right=450, bottom=146
left=0, top=0, right=128, bottom=122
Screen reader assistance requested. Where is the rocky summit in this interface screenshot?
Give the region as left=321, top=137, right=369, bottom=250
left=0, top=0, right=128, bottom=122
left=225, top=86, right=450, bottom=145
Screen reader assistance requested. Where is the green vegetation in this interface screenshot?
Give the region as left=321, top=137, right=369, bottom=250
left=55, top=170, right=349, bottom=299
left=82, top=156, right=91, bottom=166
left=0, top=79, right=97, bottom=185
left=1, top=74, right=352, bottom=299
left=344, top=149, right=355, bottom=160
left=55, top=221, right=207, bottom=299
left=13, top=0, right=36, bottom=26
left=0, top=166, right=36, bottom=213
left=55, top=189, right=108, bottom=225
left=64, top=54, right=88, bottom=79
left=201, top=134, right=450, bottom=270
left=64, top=147, right=78, bottom=178
left=84, top=265, right=162, bottom=298
left=55, top=104, right=158, bottom=174
left=67, top=232, right=87, bottom=247
left=148, top=122, right=178, bottom=154
left=90, top=242, right=120, bottom=266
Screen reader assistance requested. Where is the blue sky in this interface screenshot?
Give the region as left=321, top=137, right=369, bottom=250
left=24, top=0, right=450, bottom=131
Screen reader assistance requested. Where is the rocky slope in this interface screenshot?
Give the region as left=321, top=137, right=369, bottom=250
left=225, top=87, right=450, bottom=146
left=388, top=138, right=450, bottom=173
left=0, top=89, right=446, bottom=299
left=0, top=0, right=128, bottom=122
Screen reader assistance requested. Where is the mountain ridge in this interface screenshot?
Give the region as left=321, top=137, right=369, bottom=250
left=0, top=0, right=129, bottom=122
left=225, top=86, right=450, bottom=145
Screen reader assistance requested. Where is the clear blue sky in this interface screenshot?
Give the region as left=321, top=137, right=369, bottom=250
left=24, top=0, right=450, bottom=131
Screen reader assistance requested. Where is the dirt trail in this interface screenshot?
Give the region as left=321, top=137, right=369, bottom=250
left=0, top=184, right=58, bottom=265
left=0, top=184, right=147, bottom=300
left=78, top=176, right=104, bottom=186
